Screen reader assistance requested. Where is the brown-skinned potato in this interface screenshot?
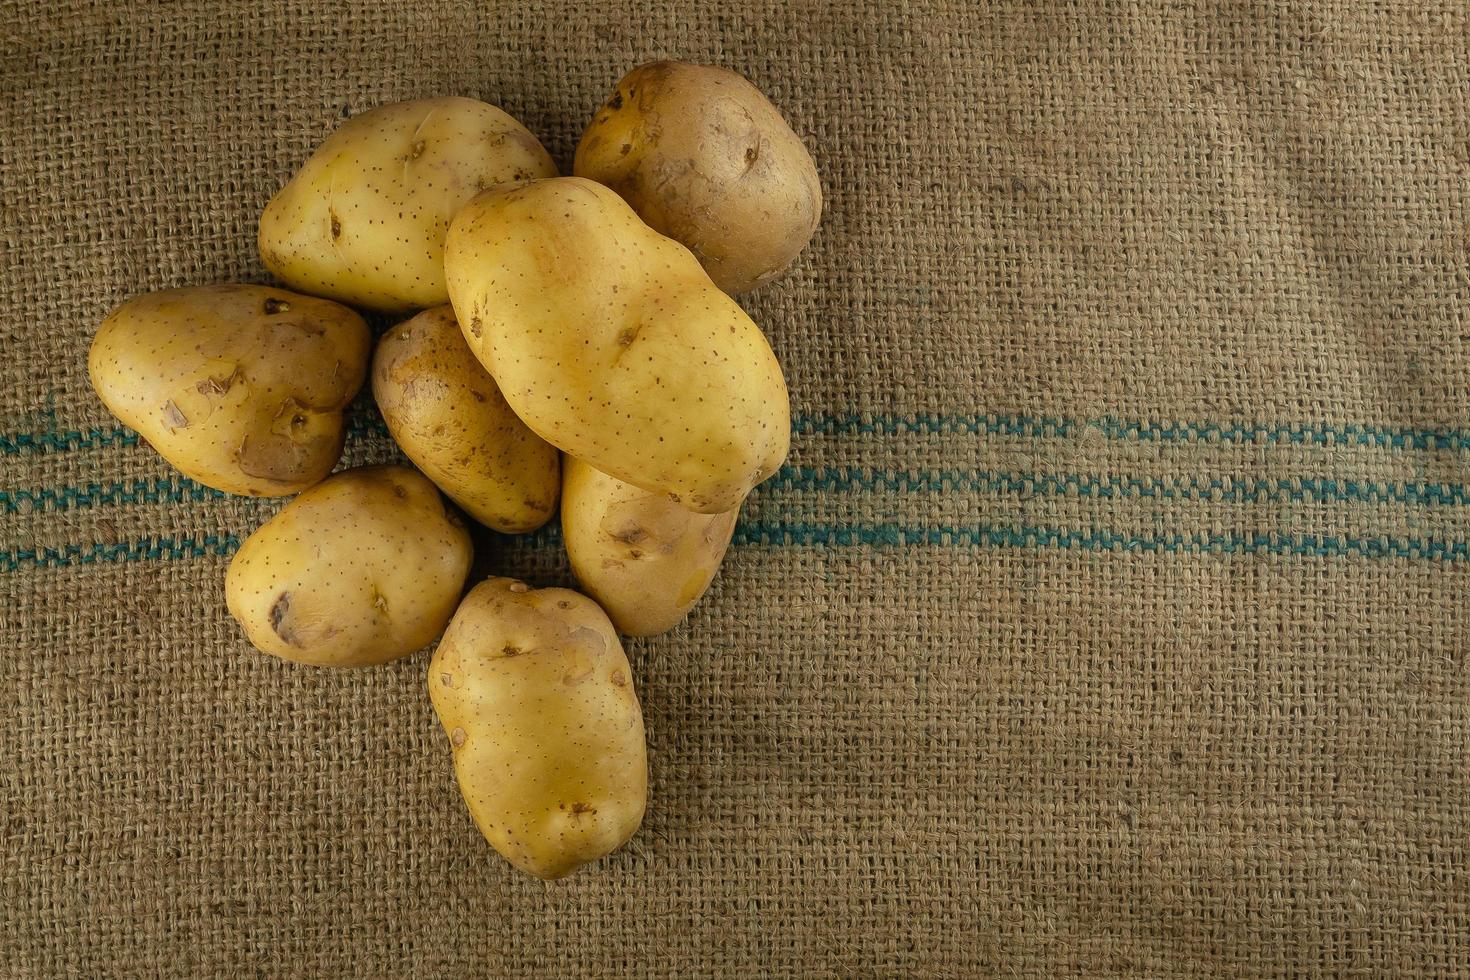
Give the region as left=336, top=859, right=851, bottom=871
left=88, top=284, right=369, bottom=496
left=444, top=177, right=790, bottom=515
left=372, top=306, right=560, bottom=533
left=226, top=466, right=472, bottom=667
left=562, top=457, right=737, bottom=636
left=430, top=577, right=648, bottom=879
left=574, top=61, right=822, bottom=294
left=259, top=97, right=558, bottom=313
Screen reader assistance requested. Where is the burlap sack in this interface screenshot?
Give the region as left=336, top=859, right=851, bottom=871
left=4, top=1, right=1467, bottom=976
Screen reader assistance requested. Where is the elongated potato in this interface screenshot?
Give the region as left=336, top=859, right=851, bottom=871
left=226, top=466, right=472, bottom=667
left=430, top=577, right=647, bottom=879
left=259, top=97, right=557, bottom=312
left=372, top=306, right=560, bottom=533
left=444, top=176, right=789, bottom=514
left=574, top=61, right=822, bottom=294
left=88, top=285, right=369, bottom=496
left=562, top=457, right=737, bottom=636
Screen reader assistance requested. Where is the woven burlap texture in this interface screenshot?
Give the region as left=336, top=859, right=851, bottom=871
left=3, top=1, right=1468, bottom=976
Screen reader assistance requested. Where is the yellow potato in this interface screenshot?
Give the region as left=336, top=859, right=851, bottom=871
left=574, top=62, right=822, bottom=294
left=259, top=97, right=557, bottom=313
left=562, top=457, right=737, bottom=636
left=430, top=577, right=647, bottom=879
left=226, top=466, right=472, bottom=667
left=88, top=284, right=369, bottom=496
left=372, top=306, right=560, bottom=533
left=444, top=176, right=790, bottom=515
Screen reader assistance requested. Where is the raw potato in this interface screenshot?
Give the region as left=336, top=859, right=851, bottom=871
left=430, top=578, right=647, bottom=879
left=372, top=306, right=560, bottom=533
left=574, top=61, right=822, bottom=294
left=562, top=457, right=737, bottom=636
left=226, top=466, right=472, bottom=667
left=88, top=284, right=369, bottom=496
left=444, top=176, right=790, bottom=515
left=259, top=97, right=558, bottom=313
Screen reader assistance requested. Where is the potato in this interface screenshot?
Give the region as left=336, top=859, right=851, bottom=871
left=88, top=285, right=369, bottom=496
left=372, top=306, right=559, bottom=533
left=562, top=457, right=737, bottom=636
left=429, top=577, right=647, bottom=879
left=225, top=466, right=472, bottom=667
left=573, top=62, right=822, bottom=295
left=259, top=97, right=557, bottom=313
left=444, top=177, right=790, bottom=515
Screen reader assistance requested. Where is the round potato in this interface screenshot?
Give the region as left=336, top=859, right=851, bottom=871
left=444, top=177, right=790, bottom=515
left=574, top=61, right=822, bottom=294
left=562, top=457, right=737, bottom=636
left=226, top=466, right=472, bottom=667
left=430, top=577, right=647, bottom=879
left=372, top=306, right=560, bottom=533
left=88, top=284, right=369, bottom=496
left=259, top=97, right=558, bottom=313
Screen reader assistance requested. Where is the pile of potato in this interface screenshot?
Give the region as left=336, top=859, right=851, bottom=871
left=88, top=63, right=820, bottom=880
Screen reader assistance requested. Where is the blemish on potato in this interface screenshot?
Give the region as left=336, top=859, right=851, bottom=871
left=162, top=400, right=189, bottom=430
left=195, top=366, right=241, bottom=397
left=441, top=672, right=454, bottom=688
left=612, top=526, right=646, bottom=545
left=269, top=592, right=297, bottom=645
left=329, top=212, right=342, bottom=238
left=450, top=727, right=466, bottom=747
left=263, top=297, right=292, bottom=315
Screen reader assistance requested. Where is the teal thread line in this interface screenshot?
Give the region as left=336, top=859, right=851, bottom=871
left=730, top=523, right=1470, bottom=560
left=9, top=466, right=1469, bottom=517
left=767, top=468, right=1470, bottom=507
left=4, top=534, right=240, bottom=570
left=2, top=477, right=229, bottom=513
left=2, top=427, right=140, bottom=453
left=9, top=411, right=1470, bottom=455
left=4, top=524, right=1466, bottom=572
left=795, top=414, right=1470, bottom=450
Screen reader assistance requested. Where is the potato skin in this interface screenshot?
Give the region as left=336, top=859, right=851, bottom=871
left=225, top=466, right=472, bottom=667
left=259, top=97, right=557, bottom=313
left=444, top=177, right=790, bottom=515
left=562, top=457, right=737, bottom=637
left=88, top=285, right=369, bottom=496
left=372, top=307, right=560, bottom=533
left=574, top=62, right=822, bottom=295
left=429, top=578, right=648, bottom=879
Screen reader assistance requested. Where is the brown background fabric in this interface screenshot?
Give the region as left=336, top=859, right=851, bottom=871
left=3, top=1, right=1469, bottom=975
